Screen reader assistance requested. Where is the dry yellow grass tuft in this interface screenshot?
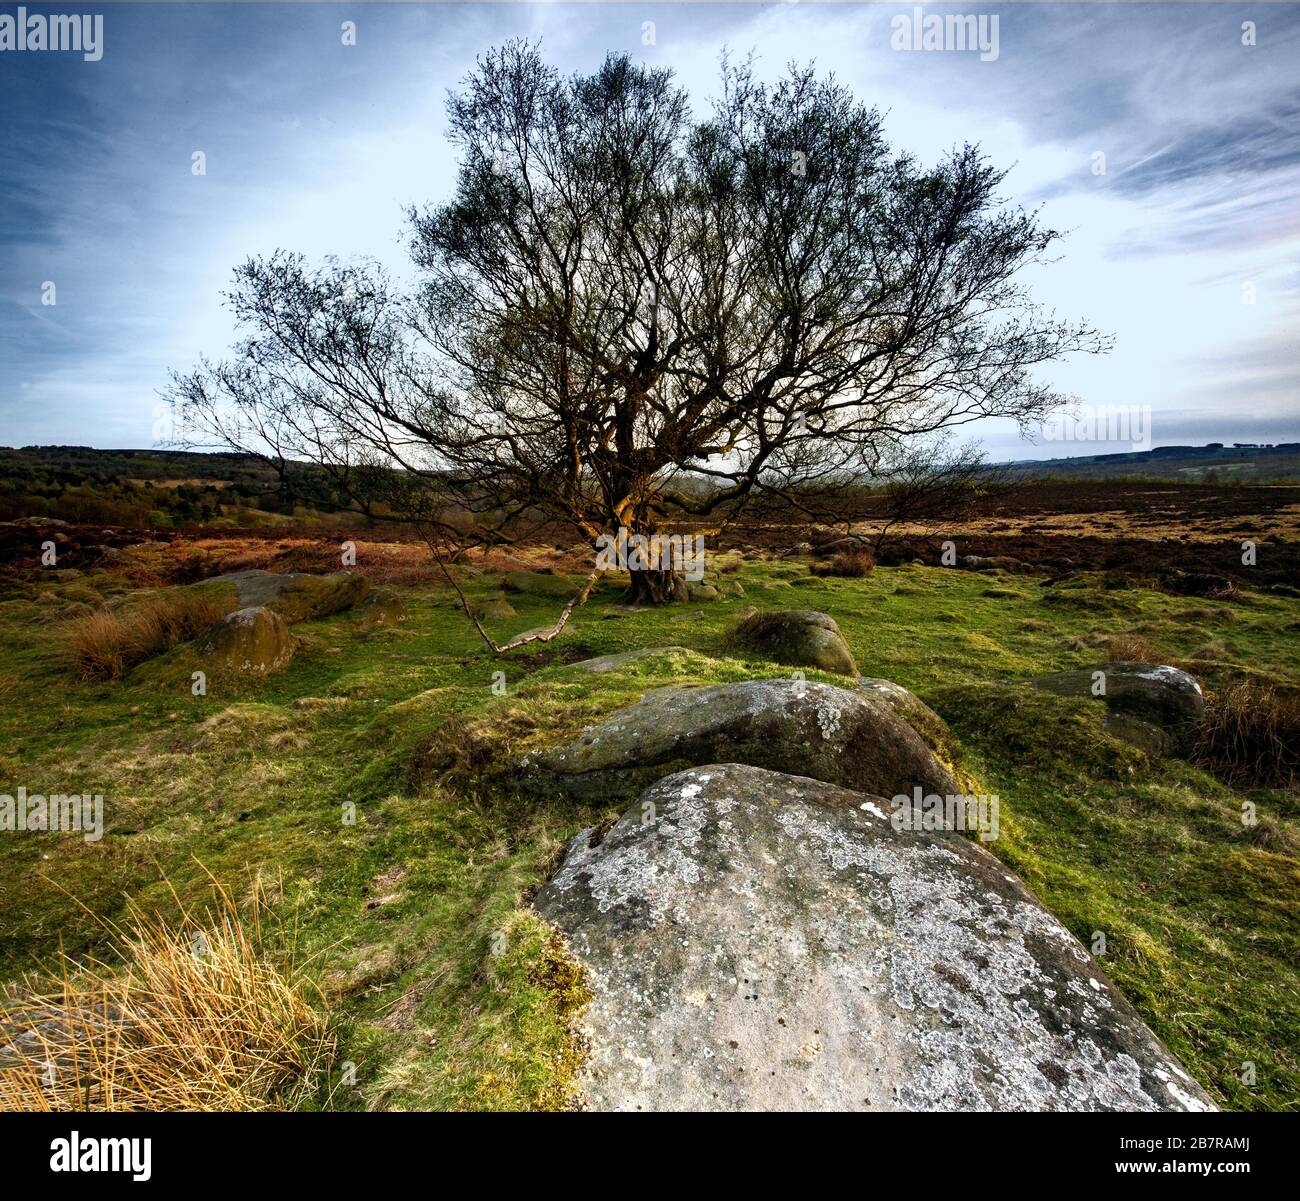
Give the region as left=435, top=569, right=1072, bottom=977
left=0, top=876, right=333, bottom=1111
left=1106, top=634, right=1156, bottom=662
left=64, top=590, right=227, bottom=680
left=810, top=547, right=876, bottom=578
left=1195, top=681, right=1300, bottom=789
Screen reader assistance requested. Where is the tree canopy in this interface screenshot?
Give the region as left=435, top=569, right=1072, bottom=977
left=170, top=41, right=1107, bottom=612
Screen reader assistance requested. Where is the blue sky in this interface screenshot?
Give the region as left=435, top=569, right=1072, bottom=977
left=1, top=1, right=1297, bottom=459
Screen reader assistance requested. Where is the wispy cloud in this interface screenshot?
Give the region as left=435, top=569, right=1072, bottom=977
left=1, top=2, right=1296, bottom=457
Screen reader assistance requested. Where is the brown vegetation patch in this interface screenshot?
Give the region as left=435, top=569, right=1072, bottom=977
left=1194, top=682, right=1300, bottom=789
left=66, top=590, right=229, bottom=680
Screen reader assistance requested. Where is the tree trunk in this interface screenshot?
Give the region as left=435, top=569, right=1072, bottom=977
left=623, top=567, right=689, bottom=605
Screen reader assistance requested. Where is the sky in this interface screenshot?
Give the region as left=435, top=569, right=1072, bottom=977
left=1, top=1, right=1297, bottom=461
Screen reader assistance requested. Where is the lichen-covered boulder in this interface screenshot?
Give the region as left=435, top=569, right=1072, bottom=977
left=206, top=570, right=370, bottom=624
left=197, top=606, right=295, bottom=674
left=858, top=677, right=959, bottom=764
left=727, top=609, right=858, bottom=676
left=521, top=679, right=955, bottom=802
left=1026, top=662, right=1204, bottom=751
left=536, top=764, right=1216, bottom=1112
left=356, top=586, right=408, bottom=630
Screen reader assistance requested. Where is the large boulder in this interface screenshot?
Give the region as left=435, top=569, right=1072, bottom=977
left=521, top=679, right=956, bottom=802
left=206, top=570, right=370, bottom=624
left=197, top=606, right=295, bottom=674
left=858, top=676, right=960, bottom=766
left=536, top=764, right=1216, bottom=1112
left=727, top=609, right=858, bottom=677
left=1025, top=661, right=1204, bottom=753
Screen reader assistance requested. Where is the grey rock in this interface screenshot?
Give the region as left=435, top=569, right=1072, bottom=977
left=1026, top=661, right=1204, bottom=748
left=687, top=583, right=720, bottom=602
left=536, top=764, right=1217, bottom=1112
left=959, top=554, right=1026, bottom=573
left=574, top=646, right=691, bottom=673
left=728, top=609, right=858, bottom=677
left=206, top=569, right=370, bottom=624
left=522, top=678, right=955, bottom=802
left=858, top=677, right=959, bottom=764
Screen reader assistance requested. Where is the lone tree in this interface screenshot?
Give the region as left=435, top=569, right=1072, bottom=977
left=170, top=43, right=1107, bottom=643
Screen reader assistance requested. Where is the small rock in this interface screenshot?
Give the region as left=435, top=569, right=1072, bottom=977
left=473, top=594, right=519, bottom=622
left=727, top=609, right=858, bottom=677
left=502, top=571, right=580, bottom=599
left=356, top=587, right=408, bottom=629
left=197, top=606, right=295, bottom=674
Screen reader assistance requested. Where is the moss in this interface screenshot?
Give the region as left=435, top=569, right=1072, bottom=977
left=928, top=683, right=1147, bottom=781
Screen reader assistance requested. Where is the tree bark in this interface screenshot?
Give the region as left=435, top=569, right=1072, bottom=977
left=623, top=567, right=689, bottom=605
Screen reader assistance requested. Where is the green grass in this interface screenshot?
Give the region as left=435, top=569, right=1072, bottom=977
left=1, top=554, right=1296, bottom=1110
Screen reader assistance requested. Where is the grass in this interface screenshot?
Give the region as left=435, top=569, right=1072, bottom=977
left=810, top=547, right=875, bottom=577
left=1195, top=681, right=1300, bottom=789
left=65, top=585, right=232, bottom=680
left=0, top=548, right=1297, bottom=1110
left=0, top=875, right=332, bottom=1111
left=1106, top=633, right=1156, bottom=661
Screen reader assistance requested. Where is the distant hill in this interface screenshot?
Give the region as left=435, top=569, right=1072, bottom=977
left=4, top=441, right=1299, bottom=530
left=0, top=445, right=349, bottom=527
left=998, top=443, right=1300, bottom=482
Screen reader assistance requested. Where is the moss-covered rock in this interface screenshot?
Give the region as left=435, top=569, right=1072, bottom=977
left=204, top=570, right=370, bottom=624
left=572, top=646, right=692, bottom=673
left=471, top=594, right=518, bottom=623
left=502, top=571, right=579, bottom=599
left=726, top=609, right=858, bottom=676
left=356, top=587, right=408, bottom=630
left=1025, top=662, right=1205, bottom=752
left=929, top=683, right=1147, bottom=779
left=521, top=678, right=955, bottom=802
left=197, top=606, right=295, bottom=674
